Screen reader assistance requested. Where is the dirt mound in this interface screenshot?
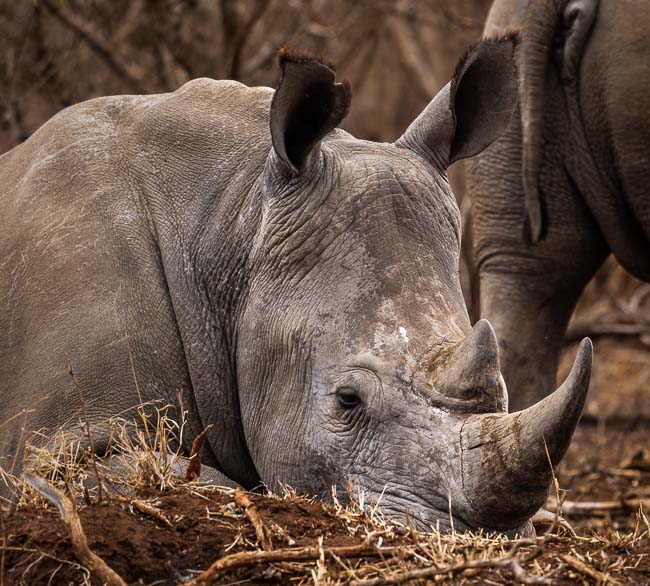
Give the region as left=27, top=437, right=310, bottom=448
left=3, top=426, right=649, bottom=586
left=3, top=487, right=363, bottom=584
left=2, top=484, right=649, bottom=584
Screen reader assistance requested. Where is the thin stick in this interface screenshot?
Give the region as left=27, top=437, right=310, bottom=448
left=349, top=551, right=550, bottom=586
left=128, top=345, right=150, bottom=441
left=185, top=541, right=392, bottom=586
left=531, top=509, right=576, bottom=537
left=559, top=554, right=623, bottom=586
left=182, top=425, right=213, bottom=483
left=565, top=315, right=650, bottom=342
left=40, top=0, right=149, bottom=93
left=234, top=489, right=273, bottom=551
left=112, top=494, right=173, bottom=528
left=22, top=474, right=128, bottom=586
left=548, top=498, right=650, bottom=516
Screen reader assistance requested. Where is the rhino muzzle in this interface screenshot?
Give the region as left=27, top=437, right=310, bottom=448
left=457, top=336, right=592, bottom=530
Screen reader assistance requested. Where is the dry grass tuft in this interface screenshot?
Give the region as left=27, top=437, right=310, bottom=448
left=1, top=410, right=648, bottom=585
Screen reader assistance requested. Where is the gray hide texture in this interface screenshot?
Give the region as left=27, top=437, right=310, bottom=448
left=0, top=37, right=591, bottom=535
left=468, top=0, right=650, bottom=411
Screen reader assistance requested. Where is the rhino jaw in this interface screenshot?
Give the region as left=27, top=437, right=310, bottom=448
left=458, top=338, right=592, bottom=530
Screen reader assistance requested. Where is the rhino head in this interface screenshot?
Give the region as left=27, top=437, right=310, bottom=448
left=235, top=35, right=591, bottom=534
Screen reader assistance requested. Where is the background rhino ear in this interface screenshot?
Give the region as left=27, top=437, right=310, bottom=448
left=270, top=49, right=351, bottom=175
left=396, top=33, right=519, bottom=167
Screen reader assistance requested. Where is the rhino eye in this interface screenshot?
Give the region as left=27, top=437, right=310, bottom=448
left=337, top=390, right=361, bottom=409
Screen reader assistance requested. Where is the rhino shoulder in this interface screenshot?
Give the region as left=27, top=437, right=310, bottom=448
left=2, top=78, right=274, bottom=168
left=173, top=77, right=274, bottom=106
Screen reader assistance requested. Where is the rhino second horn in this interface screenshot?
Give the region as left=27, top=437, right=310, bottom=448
left=434, top=319, right=507, bottom=412
left=459, top=338, right=592, bottom=530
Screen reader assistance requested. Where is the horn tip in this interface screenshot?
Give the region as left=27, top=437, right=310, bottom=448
left=573, top=338, right=593, bottom=383
left=579, top=336, right=593, bottom=354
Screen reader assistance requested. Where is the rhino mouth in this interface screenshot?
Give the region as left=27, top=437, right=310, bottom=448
left=381, top=501, right=535, bottom=538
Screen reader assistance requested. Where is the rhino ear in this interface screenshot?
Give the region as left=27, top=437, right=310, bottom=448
left=270, top=49, right=351, bottom=176
left=396, top=32, right=519, bottom=167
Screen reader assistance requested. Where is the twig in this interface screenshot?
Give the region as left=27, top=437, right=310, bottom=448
left=603, top=467, right=643, bottom=478
left=629, top=284, right=650, bottom=311
left=21, top=474, right=128, bottom=586
left=112, top=494, right=173, bottom=528
left=565, top=314, right=650, bottom=342
left=40, top=0, right=150, bottom=93
left=0, top=545, right=91, bottom=582
left=621, top=448, right=650, bottom=472
left=182, top=425, right=213, bottom=482
left=185, top=540, right=391, bottom=586
left=559, top=553, right=622, bottom=586
left=234, top=489, right=273, bottom=551
left=548, top=498, right=650, bottom=516
left=228, top=0, right=272, bottom=79
left=349, top=550, right=550, bottom=586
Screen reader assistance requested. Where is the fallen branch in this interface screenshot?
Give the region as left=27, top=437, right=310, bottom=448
left=565, top=314, right=650, bottom=342
left=603, top=467, right=643, bottom=479
left=185, top=539, right=392, bottom=586
left=559, top=553, right=622, bottom=586
left=349, top=550, right=550, bottom=586
left=548, top=498, right=650, bottom=516
left=234, top=489, right=273, bottom=551
left=22, top=474, right=128, bottom=586
left=182, top=425, right=213, bottom=482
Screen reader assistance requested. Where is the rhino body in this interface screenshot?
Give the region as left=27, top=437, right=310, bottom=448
left=467, top=0, right=650, bottom=410
left=0, top=40, right=591, bottom=534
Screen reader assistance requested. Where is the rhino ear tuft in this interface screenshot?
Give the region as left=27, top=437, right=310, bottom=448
left=396, top=32, right=519, bottom=167
left=270, top=49, right=351, bottom=175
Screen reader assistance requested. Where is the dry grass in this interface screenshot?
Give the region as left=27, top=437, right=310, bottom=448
left=1, top=408, right=648, bottom=585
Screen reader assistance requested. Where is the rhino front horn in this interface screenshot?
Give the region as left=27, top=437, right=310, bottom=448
left=459, top=338, right=592, bottom=530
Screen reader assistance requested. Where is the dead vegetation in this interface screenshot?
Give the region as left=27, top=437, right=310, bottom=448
left=1, top=3, right=649, bottom=584
left=1, top=400, right=648, bottom=585
left=0, top=0, right=492, bottom=154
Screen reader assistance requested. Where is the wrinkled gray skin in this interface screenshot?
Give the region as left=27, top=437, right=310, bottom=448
left=468, top=0, right=650, bottom=411
left=0, top=37, right=592, bottom=534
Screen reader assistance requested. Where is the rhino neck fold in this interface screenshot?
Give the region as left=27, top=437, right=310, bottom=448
left=141, top=160, right=267, bottom=489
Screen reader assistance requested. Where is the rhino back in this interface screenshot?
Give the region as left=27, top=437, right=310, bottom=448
left=0, top=79, right=273, bottom=464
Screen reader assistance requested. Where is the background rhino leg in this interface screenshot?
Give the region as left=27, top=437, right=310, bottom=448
left=467, top=103, right=609, bottom=411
